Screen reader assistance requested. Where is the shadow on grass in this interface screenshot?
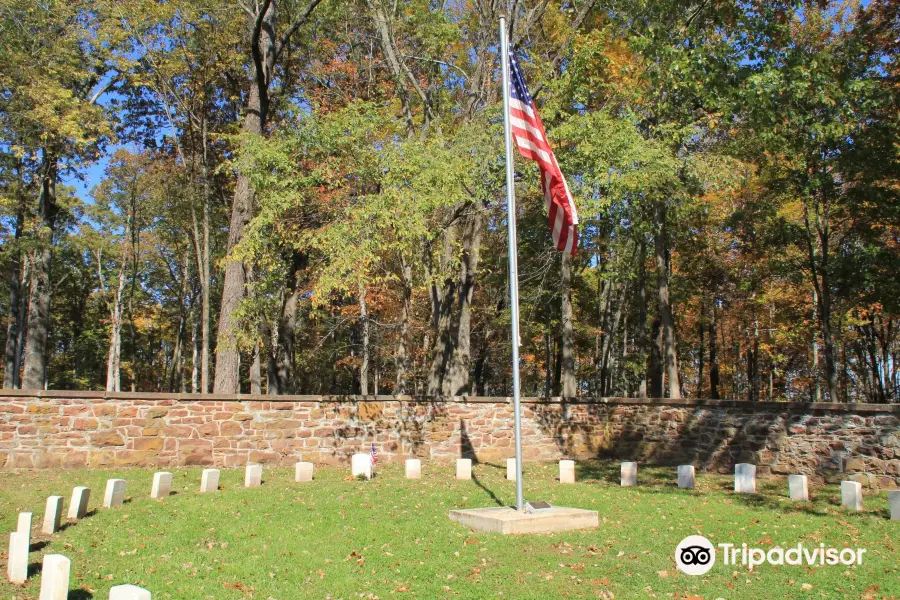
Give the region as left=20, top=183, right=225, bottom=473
left=56, top=520, right=75, bottom=533
left=69, top=589, right=93, bottom=599
left=29, top=540, right=50, bottom=552
left=575, top=461, right=688, bottom=487
left=27, top=560, right=42, bottom=578
left=470, top=471, right=504, bottom=507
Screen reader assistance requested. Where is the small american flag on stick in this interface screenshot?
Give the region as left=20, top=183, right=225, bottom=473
left=370, top=443, right=378, bottom=469
left=507, top=49, right=579, bottom=255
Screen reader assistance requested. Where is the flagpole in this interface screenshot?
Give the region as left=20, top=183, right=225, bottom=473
left=499, top=16, right=525, bottom=513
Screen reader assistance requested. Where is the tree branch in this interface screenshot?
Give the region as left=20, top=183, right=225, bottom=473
left=274, top=0, right=324, bottom=62
left=88, top=73, right=120, bottom=105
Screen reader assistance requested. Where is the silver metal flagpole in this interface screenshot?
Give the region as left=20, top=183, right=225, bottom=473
left=499, top=16, right=524, bottom=513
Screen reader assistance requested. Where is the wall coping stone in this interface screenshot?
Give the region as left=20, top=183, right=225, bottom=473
left=0, top=389, right=897, bottom=413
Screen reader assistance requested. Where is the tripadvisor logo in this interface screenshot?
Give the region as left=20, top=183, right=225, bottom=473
left=675, top=535, right=716, bottom=575
left=675, top=536, right=867, bottom=575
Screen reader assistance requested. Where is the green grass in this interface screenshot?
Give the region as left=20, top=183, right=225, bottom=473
left=0, top=462, right=897, bottom=599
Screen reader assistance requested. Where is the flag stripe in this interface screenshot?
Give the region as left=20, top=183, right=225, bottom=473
left=507, top=49, right=578, bottom=255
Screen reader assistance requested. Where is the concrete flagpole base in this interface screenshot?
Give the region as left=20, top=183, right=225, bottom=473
left=449, top=506, right=598, bottom=535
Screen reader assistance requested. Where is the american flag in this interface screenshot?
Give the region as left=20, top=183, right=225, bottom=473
left=507, top=49, right=579, bottom=255
left=370, top=443, right=378, bottom=468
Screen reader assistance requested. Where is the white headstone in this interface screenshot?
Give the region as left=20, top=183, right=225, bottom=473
left=456, top=458, right=472, bottom=480
left=677, top=465, right=695, bottom=489
left=200, top=468, right=220, bottom=493
left=841, top=480, right=863, bottom=511
left=351, top=453, right=372, bottom=479
left=621, top=462, right=637, bottom=487
left=559, top=460, right=575, bottom=484
left=150, top=472, right=172, bottom=500
left=788, top=474, right=809, bottom=501
left=109, top=584, right=152, bottom=600
left=103, top=479, right=127, bottom=508
left=6, top=531, right=28, bottom=584
left=734, top=463, right=757, bottom=493
left=506, top=457, right=517, bottom=481
left=244, top=464, right=263, bottom=488
left=67, top=486, right=90, bottom=519
left=889, top=490, right=900, bottom=521
left=295, top=462, right=314, bottom=482
left=405, top=459, right=421, bottom=479
left=43, top=497, right=64, bottom=535
left=38, top=554, right=70, bottom=600
left=17, top=511, right=32, bottom=534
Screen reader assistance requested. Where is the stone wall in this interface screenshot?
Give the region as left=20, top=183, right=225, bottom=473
left=0, top=391, right=898, bottom=487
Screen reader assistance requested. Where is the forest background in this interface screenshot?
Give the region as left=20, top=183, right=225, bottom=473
left=0, top=0, right=897, bottom=403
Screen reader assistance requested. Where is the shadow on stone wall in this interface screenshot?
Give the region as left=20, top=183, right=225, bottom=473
left=529, top=401, right=899, bottom=486
left=331, top=400, right=451, bottom=463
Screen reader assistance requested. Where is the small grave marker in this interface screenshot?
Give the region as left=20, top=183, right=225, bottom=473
left=620, top=462, right=637, bottom=487
left=200, top=469, right=220, bottom=492
left=43, top=497, right=64, bottom=534
left=244, top=464, right=263, bottom=488
left=67, top=487, right=90, bottom=519
left=109, top=584, right=152, bottom=600
left=16, top=512, right=32, bottom=534
left=888, top=490, right=899, bottom=520
left=841, top=480, right=863, bottom=511
left=734, top=464, right=756, bottom=494
left=103, top=479, right=127, bottom=508
left=295, top=462, right=314, bottom=482
left=351, top=454, right=372, bottom=479
left=6, top=531, right=28, bottom=584
left=677, top=465, right=695, bottom=490
left=38, top=554, right=70, bottom=600
left=506, top=458, right=517, bottom=481
left=456, top=458, right=472, bottom=480
left=788, top=475, right=809, bottom=501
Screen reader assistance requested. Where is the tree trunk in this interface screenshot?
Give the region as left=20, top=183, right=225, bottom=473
left=191, top=300, right=200, bottom=393
left=811, top=290, right=822, bottom=402
left=444, top=211, right=482, bottom=396
left=168, top=260, right=189, bottom=393
left=647, top=318, right=663, bottom=398
left=250, top=342, right=262, bottom=394
left=709, top=302, right=719, bottom=399
left=654, top=202, right=681, bottom=398
left=268, top=251, right=304, bottom=395
left=751, top=308, right=760, bottom=401
left=427, top=209, right=482, bottom=397
left=194, top=120, right=214, bottom=393
left=22, top=151, right=58, bottom=390
left=560, top=251, right=576, bottom=397
left=544, top=331, right=552, bottom=398
left=697, top=299, right=705, bottom=399
left=214, top=1, right=277, bottom=393
left=600, top=282, right=627, bottom=396
left=3, top=199, right=24, bottom=389
left=104, top=260, right=128, bottom=393
left=359, top=280, right=369, bottom=396
left=637, top=239, right=648, bottom=397
left=803, top=198, right=838, bottom=401
left=394, top=255, right=412, bottom=394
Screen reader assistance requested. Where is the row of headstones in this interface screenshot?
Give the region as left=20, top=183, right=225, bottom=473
left=7, top=478, right=156, bottom=598
left=620, top=461, right=899, bottom=518
left=352, top=454, right=900, bottom=519
left=6, top=463, right=319, bottom=593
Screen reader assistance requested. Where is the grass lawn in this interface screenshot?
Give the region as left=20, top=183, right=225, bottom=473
left=0, top=461, right=897, bottom=599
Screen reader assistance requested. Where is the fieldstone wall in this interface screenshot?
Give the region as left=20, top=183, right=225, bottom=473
left=0, top=391, right=897, bottom=487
